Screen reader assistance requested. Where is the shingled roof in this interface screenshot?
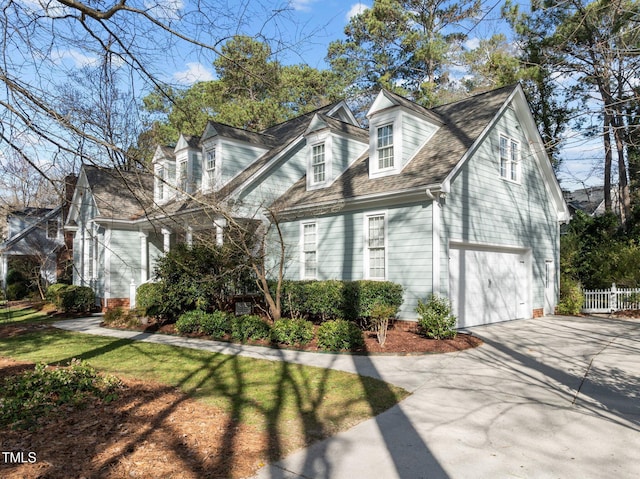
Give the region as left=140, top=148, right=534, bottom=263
left=84, top=166, right=155, bottom=220
left=276, top=84, right=518, bottom=210
left=146, top=101, right=349, bottom=218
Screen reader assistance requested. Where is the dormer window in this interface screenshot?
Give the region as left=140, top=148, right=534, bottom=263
left=155, top=165, right=165, bottom=202
left=205, top=146, right=217, bottom=191
left=377, top=124, right=394, bottom=169
left=312, top=143, right=326, bottom=184
left=368, top=111, right=403, bottom=178
left=178, top=159, right=188, bottom=192
left=306, top=132, right=332, bottom=190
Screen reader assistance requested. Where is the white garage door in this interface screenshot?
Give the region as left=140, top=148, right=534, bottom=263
left=449, top=244, right=531, bottom=328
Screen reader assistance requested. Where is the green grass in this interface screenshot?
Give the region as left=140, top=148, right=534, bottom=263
left=0, top=303, right=52, bottom=323
left=0, top=325, right=409, bottom=451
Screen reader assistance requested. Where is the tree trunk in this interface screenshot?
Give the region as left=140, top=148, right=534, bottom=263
left=603, top=113, right=613, bottom=212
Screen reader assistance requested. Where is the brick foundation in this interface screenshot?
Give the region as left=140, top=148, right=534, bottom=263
left=532, top=308, right=544, bottom=318
left=393, top=319, right=419, bottom=332
left=101, top=298, right=130, bottom=312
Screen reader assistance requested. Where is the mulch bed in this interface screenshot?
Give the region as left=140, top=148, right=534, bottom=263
left=126, top=319, right=483, bottom=355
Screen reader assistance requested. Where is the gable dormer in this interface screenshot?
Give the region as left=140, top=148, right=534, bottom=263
left=304, top=113, right=368, bottom=191
left=174, top=134, right=202, bottom=196
left=366, top=90, right=442, bottom=179
left=200, top=121, right=270, bottom=192
left=152, top=145, right=176, bottom=204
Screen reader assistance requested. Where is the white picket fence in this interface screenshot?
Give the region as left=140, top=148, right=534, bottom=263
left=582, top=283, right=640, bottom=313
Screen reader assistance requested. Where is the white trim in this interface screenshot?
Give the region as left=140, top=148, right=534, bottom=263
left=369, top=110, right=403, bottom=178
left=306, top=131, right=333, bottom=190
left=104, top=227, right=112, bottom=304
left=300, top=220, right=318, bottom=280
left=431, top=196, right=441, bottom=295
left=363, top=211, right=388, bottom=280
left=139, top=231, right=148, bottom=284
left=498, top=133, right=521, bottom=184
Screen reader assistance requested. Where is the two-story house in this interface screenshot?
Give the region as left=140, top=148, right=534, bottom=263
left=65, top=84, right=569, bottom=326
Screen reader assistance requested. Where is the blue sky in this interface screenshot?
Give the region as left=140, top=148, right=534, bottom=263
left=2, top=0, right=602, bottom=192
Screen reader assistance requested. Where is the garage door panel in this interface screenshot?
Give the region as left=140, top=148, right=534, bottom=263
left=450, top=245, right=530, bottom=328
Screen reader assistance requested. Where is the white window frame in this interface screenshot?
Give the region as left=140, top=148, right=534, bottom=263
left=155, top=164, right=165, bottom=202
left=311, top=143, right=326, bottom=185
left=377, top=124, right=394, bottom=170
left=369, top=110, right=403, bottom=178
left=204, top=144, right=218, bottom=191
left=306, top=132, right=332, bottom=190
left=363, top=212, right=387, bottom=280
left=300, top=221, right=318, bottom=280
left=499, top=134, right=521, bottom=183
left=178, top=158, right=188, bottom=193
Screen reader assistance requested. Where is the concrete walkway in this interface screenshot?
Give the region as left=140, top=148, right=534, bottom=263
left=55, top=315, right=640, bottom=479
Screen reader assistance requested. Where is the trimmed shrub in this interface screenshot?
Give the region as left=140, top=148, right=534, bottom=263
left=199, top=310, right=231, bottom=339
left=46, top=283, right=69, bottom=308
left=136, top=282, right=163, bottom=317
left=416, top=295, right=457, bottom=340
left=230, top=315, right=272, bottom=342
left=103, top=307, right=140, bottom=328
left=317, top=319, right=364, bottom=351
left=557, top=275, right=583, bottom=315
left=271, top=318, right=314, bottom=346
left=60, top=285, right=95, bottom=313
left=303, top=280, right=344, bottom=320
left=175, top=310, right=207, bottom=334
left=6, top=282, right=28, bottom=301
left=343, top=280, right=404, bottom=322
left=277, top=279, right=403, bottom=323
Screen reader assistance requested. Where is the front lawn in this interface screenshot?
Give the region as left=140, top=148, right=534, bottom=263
left=0, top=316, right=408, bottom=478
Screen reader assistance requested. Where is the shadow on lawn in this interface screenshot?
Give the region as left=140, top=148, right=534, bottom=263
left=0, top=325, right=430, bottom=479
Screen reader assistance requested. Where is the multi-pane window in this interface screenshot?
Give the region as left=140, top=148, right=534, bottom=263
left=499, top=135, right=520, bottom=182
left=156, top=166, right=164, bottom=201
left=367, top=215, right=385, bottom=279
left=178, top=160, right=188, bottom=191
left=377, top=124, right=394, bottom=169
left=206, top=149, right=216, bottom=189
left=312, top=143, right=326, bottom=184
left=46, top=220, right=58, bottom=239
left=302, top=223, right=317, bottom=279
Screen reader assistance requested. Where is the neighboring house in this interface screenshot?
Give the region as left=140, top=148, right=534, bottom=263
left=563, top=185, right=621, bottom=217
left=66, top=84, right=569, bottom=327
left=1, top=207, right=66, bottom=294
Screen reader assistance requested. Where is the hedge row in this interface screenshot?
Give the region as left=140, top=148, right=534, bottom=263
left=46, top=283, right=95, bottom=313
left=175, top=310, right=364, bottom=351
left=278, top=279, right=403, bottom=322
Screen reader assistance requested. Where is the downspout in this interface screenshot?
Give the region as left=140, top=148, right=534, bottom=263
left=426, top=188, right=446, bottom=296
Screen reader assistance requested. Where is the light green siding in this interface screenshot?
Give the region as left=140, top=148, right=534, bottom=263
left=401, top=114, right=437, bottom=167
left=221, top=141, right=266, bottom=185
left=240, top=142, right=307, bottom=206
left=279, top=202, right=433, bottom=320
left=332, top=136, right=367, bottom=179
left=108, top=230, right=141, bottom=298
left=441, top=104, right=560, bottom=312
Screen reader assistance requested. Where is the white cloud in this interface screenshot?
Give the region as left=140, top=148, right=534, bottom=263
left=346, top=3, right=369, bottom=20
left=290, top=0, right=318, bottom=12
left=51, top=49, right=99, bottom=68
left=173, top=62, right=215, bottom=85
left=463, top=37, right=480, bottom=50
left=144, top=0, right=184, bottom=20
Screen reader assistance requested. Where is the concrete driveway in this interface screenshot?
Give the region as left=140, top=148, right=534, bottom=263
left=251, top=315, right=640, bottom=479
left=56, top=315, right=639, bottom=478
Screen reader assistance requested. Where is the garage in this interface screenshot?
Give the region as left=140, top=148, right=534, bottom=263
left=449, top=243, right=531, bottom=328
